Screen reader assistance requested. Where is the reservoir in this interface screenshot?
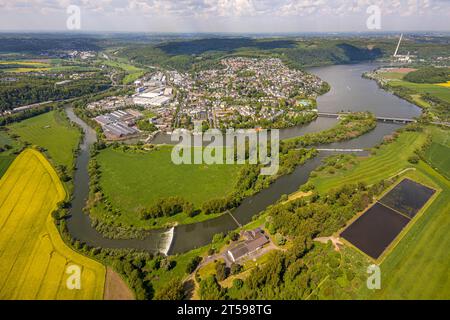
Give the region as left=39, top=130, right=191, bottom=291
left=65, top=63, right=421, bottom=255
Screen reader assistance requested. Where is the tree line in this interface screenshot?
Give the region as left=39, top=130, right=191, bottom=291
left=198, top=177, right=396, bottom=300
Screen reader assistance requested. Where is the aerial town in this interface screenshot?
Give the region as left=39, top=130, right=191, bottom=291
left=86, top=57, right=325, bottom=140
left=175, top=57, right=324, bottom=130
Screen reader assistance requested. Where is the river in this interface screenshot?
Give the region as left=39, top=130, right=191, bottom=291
left=65, top=63, right=421, bottom=255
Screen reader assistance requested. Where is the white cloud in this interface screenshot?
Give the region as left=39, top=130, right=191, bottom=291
left=0, top=0, right=448, bottom=31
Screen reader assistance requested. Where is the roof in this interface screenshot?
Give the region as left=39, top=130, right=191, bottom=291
left=228, top=244, right=249, bottom=261
left=246, top=234, right=269, bottom=252
left=227, top=229, right=269, bottom=261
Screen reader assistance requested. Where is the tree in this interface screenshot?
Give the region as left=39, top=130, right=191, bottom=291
left=275, top=233, right=287, bottom=246
left=154, top=278, right=184, bottom=300
left=215, top=262, right=228, bottom=281
left=230, top=263, right=243, bottom=275
left=199, top=276, right=226, bottom=300
left=160, top=257, right=176, bottom=271
left=186, top=256, right=202, bottom=274
left=232, top=278, right=244, bottom=290
left=212, top=233, right=224, bottom=244
left=229, top=231, right=239, bottom=242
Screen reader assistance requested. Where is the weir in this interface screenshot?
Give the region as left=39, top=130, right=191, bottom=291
left=160, top=227, right=175, bottom=256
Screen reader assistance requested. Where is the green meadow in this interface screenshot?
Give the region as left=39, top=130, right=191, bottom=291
left=102, top=59, right=145, bottom=84
left=0, top=129, right=22, bottom=178
left=93, top=146, right=240, bottom=228
left=0, top=156, right=14, bottom=179
left=390, top=80, right=450, bottom=104
left=310, top=130, right=427, bottom=193
left=425, top=126, right=450, bottom=179
left=308, top=127, right=449, bottom=299
left=7, top=111, right=81, bottom=169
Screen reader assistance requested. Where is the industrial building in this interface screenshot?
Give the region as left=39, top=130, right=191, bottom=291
left=93, top=109, right=143, bottom=140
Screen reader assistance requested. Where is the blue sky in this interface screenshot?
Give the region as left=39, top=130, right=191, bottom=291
left=0, top=0, right=449, bottom=32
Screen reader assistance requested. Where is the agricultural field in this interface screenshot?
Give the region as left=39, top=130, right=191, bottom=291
left=310, top=130, right=427, bottom=193
left=424, top=126, right=450, bottom=179
left=0, top=149, right=105, bottom=300
left=0, top=59, right=101, bottom=73
left=389, top=80, right=450, bottom=104
left=101, top=59, right=145, bottom=84
left=92, top=146, right=240, bottom=229
left=0, top=60, right=51, bottom=73
left=0, top=156, right=14, bottom=179
left=361, top=163, right=449, bottom=299
left=378, top=70, right=450, bottom=103
left=7, top=110, right=81, bottom=169
left=308, top=128, right=449, bottom=299
left=0, top=130, right=21, bottom=178
left=375, top=69, right=450, bottom=121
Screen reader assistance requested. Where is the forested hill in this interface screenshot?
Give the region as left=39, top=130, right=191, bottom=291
left=0, top=36, right=101, bottom=53
left=404, top=67, right=450, bottom=84
left=119, top=38, right=384, bottom=72
left=157, top=38, right=297, bottom=55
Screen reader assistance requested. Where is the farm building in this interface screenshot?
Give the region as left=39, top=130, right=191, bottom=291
left=227, top=228, right=270, bottom=263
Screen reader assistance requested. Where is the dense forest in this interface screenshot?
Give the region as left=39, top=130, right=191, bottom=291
left=119, top=38, right=384, bottom=72
left=0, top=36, right=101, bottom=53
left=157, top=38, right=297, bottom=55
left=0, top=76, right=110, bottom=111
left=404, top=67, right=450, bottom=84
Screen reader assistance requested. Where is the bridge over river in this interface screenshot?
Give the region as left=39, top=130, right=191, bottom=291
left=317, top=112, right=417, bottom=124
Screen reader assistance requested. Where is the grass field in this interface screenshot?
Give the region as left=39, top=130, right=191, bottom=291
left=308, top=128, right=449, bottom=299
left=378, top=71, right=450, bottom=104
left=376, top=71, right=450, bottom=120
left=93, top=146, right=240, bottom=228
left=0, top=156, right=14, bottom=179
left=7, top=111, right=80, bottom=169
left=390, top=81, right=450, bottom=104
left=0, top=60, right=51, bottom=73
left=377, top=72, right=406, bottom=80
left=0, top=149, right=105, bottom=300
left=0, top=60, right=97, bottom=73
left=0, top=131, right=22, bottom=178
left=362, top=163, right=449, bottom=299
left=425, top=126, right=450, bottom=179
left=102, top=59, right=145, bottom=84
left=0, top=130, right=20, bottom=152
left=310, top=130, right=427, bottom=193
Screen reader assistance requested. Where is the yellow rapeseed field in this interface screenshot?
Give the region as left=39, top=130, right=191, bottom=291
left=437, top=81, right=450, bottom=87
left=0, top=149, right=105, bottom=300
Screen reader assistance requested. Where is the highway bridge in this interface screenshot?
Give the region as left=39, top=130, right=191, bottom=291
left=317, top=112, right=417, bottom=124
left=316, top=148, right=365, bottom=152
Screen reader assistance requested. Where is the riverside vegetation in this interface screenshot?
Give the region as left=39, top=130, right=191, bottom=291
left=196, top=124, right=449, bottom=300
left=85, top=112, right=376, bottom=239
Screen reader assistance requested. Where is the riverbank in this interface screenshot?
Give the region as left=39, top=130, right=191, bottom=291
left=62, top=63, right=421, bottom=257
left=363, top=67, right=450, bottom=122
